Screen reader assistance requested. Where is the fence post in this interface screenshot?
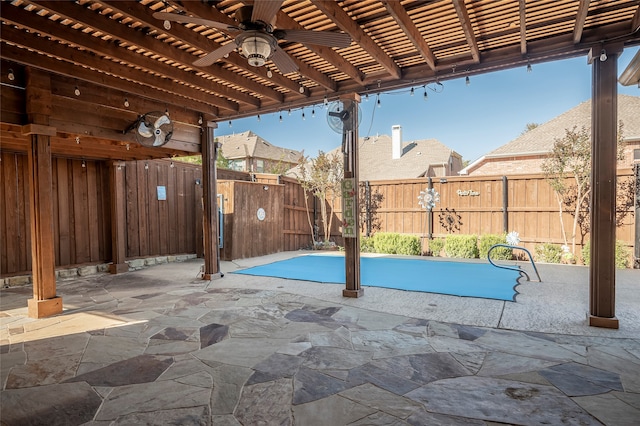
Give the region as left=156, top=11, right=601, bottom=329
left=427, top=176, right=433, bottom=239
left=502, top=176, right=509, bottom=233
left=634, top=162, right=639, bottom=269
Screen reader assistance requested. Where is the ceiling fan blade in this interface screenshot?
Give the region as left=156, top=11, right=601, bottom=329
left=193, top=42, right=238, bottom=67
left=270, top=45, right=298, bottom=75
left=251, top=0, right=284, bottom=25
left=152, top=12, right=231, bottom=30
left=281, top=29, right=352, bottom=48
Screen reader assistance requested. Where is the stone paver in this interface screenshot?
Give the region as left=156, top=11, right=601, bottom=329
left=1, top=255, right=639, bottom=425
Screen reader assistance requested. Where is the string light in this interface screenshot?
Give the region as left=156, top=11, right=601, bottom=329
left=410, top=87, right=414, bottom=96
left=257, top=114, right=261, bottom=122
left=124, top=98, right=130, bottom=107
left=302, top=109, right=305, bottom=120
left=144, top=162, right=149, bottom=170
left=126, top=143, right=130, bottom=151
left=164, top=20, right=171, bottom=30
left=75, top=136, right=80, bottom=144
left=299, top=84, right=305, bottom=94
left=266, top=69, right=273, bottom=78
left=599, top=49, right=607, bottom=62
left=279, top=112, right=283, bottom=122
left=81, top=159, right=86, bottom=168
left=198, top=114, right=203, bottom=125
left=423, top=89, right=428, bottom=101
left=8, top=69, right=15, bottom=81
left=526, top=63, right=532, bottom=73
left=465, top=76, right=470, bottom=86
left=323, top=95, right=328, bottom=105
left=376, top=94, right=381, bottom=108
left=74, top=86, right=81, bottom=96
left=288, top=108, right=292, bottom=116
left=228, top=120, right=232, bottom=128
left=311, top=107, right=315, bottom=118
left=170, top=161, right=175, bottom=168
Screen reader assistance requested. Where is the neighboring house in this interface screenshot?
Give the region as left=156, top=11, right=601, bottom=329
left=460, top=94, right=640, bottom=176
left=288, top=125, right=463, bottom=181
left=217, top=130, right=303, bottom=173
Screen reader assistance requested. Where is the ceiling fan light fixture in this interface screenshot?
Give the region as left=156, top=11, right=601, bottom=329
left=240, top=33, right=274, bottom=67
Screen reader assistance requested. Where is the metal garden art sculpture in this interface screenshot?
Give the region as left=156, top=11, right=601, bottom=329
left=439, top=208, right=462, bottom=233
left=418, top=188, right=440, bottom=250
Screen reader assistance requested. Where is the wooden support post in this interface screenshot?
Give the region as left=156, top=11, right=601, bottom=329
left=587, top=44, right=623, bottom=329
left=109, top=161, right=128, bottom=274
left=201, top=121, right=222, bottom=280
left=340, top=93, right=363, bottom=298
left=24, top=67, right=62, bottom=318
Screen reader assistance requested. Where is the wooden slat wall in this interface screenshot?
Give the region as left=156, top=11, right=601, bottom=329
left=1, top=152, right=31, bottom=274
left=124, top=159, right=202, bottom=259
left=218, top=180, right=285, bottom=260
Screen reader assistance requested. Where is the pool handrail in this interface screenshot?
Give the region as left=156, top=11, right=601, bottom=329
left=488, top=244, right=541, bottom=282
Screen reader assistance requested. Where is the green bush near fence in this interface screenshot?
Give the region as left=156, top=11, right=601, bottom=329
left=360, top=236, right=376, bottom=253
left=367, top=232, right=421, bottom=255
left=478, top=234, right=513, bottom=260
left=428, top=238, right=445, bottom=257
left=534, top=243, right=563, bottom=263
left=582, top=240, right=631, bottom=269
left=444, top=234, right=479, bottom=258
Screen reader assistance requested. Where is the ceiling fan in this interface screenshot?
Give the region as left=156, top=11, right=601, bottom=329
left=153, top=0, right=351, bottom=74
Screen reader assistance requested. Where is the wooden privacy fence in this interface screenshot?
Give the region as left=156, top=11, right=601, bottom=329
left=2, top=151, right=635, bottom=276
left=324, top=170, right=636, bottom=257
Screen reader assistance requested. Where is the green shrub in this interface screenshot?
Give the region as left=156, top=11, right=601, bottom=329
left=371, top=232, right=421, bottom=255
left=444, top=234, right=479, bottom=258
left=478, top=234, right=513, bottom=260
left=582, top=240, right=631, bottom=269
left=535, top=243, right=562, bottom=263
left=360, top=236, right=376, bottom=253
left=428, top=238, right=445, bottom=257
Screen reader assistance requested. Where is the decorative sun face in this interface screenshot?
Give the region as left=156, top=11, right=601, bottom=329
left=418, top=188, right=440, bottom=210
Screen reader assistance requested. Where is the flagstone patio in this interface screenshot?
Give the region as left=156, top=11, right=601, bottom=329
left=1, top=253, right=639, bottom=425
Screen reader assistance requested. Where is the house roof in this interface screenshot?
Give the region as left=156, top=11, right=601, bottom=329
left=356, top=135, right=461, bottom=181
left=461, top=94, right=640, bottom=174
left=286, top=134, right=460, bottom=181
left=217, top=131, right=303, bottom=163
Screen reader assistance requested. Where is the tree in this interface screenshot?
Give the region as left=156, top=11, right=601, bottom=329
left=295, top=151, right=343, bottom=247
left=521, top=122, right=540, bottom=135
left=541, top=123, right=627, bottom=256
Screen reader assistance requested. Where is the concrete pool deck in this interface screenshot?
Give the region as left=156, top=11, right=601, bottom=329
left=1, top=251, right=639, bottom=425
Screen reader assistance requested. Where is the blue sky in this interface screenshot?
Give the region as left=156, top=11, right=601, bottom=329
left=217, top=47, right=640, bottom=163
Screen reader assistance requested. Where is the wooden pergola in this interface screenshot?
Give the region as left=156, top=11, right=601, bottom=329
left=1, top=0, right=639, bottom=326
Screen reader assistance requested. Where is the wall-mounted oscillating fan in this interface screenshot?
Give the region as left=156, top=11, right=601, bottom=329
left=128, top=111, right=173, bottom=147
left=326, top=101, right=362, bottom=134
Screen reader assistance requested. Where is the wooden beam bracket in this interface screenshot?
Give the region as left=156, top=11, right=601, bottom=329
left=22, top=123, right=56, bottom=136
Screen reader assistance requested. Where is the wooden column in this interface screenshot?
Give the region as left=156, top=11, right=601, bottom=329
left=341, top=93, right=363, bottom=298
left=24, top=67, right=62, bottom=318
left=587, top=43, right=622, bottom=329
left=201, top=121, right=222, bottom=280
left=109, top=161, right=128, bottom=273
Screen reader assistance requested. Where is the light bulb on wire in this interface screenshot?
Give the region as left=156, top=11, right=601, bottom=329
left=376, top=95, right=381, bottom=108
left=465, top=76, right=470, bottom=86
left=599, top=49, right=607, bottom=62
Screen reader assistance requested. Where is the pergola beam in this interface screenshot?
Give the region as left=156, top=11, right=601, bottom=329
left=452, top=0, right=480, bottom=63
left=519, top=0, right=527, bottom=55
left=383, top=1, right=436, bottom=71
left=573, top=0, right=591, bottom=44
left=311, top=0, right=401, bottom=79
